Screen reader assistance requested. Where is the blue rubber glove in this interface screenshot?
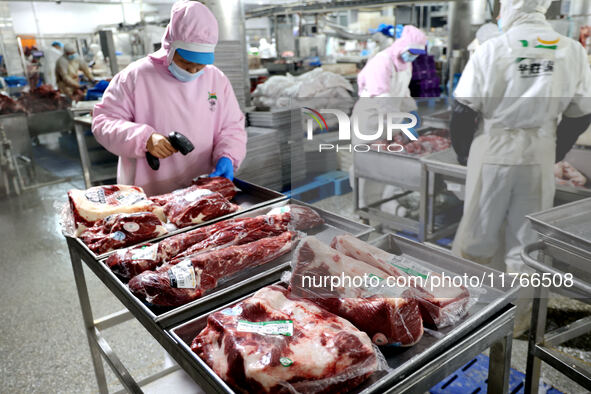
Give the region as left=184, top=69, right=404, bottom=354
left=209, top=157, right=234, bottom=181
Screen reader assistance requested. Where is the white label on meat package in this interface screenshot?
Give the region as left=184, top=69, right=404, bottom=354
left=236, top=320, right=293, bottom=336
left=123, top=222, right=140, bottom=232
left=116, top=192, right=146, bottom=206
left=267, top=206, right=291, bottom=216
left=446, top=182, right=462, bottom=193
left=183, top=189, right=212, bottom=202
left=388, top=256, right=428, bottom=279
left=131, top=244, right=158, bottom=261
left=168, top=260, right=197, bottom=289
left=85, top=189, right=106, bottom=204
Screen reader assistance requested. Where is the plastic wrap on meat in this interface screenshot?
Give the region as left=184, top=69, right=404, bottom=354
left=105, top=205, right=324, bottom=279
left=161, top=189, right=239, bottom=228
left=291, top=236, right=423, bottom=346
left=555, top=161, right=588, bottom=188
left=68, top=185, right=164, bottom=236
left=192, top=284, right=382, bottom=394
left=128, top=232, right=296, bottom=306
left=151, top=176, right=236, bottom=206
left=331, top=234, right=471, bottom=328
left=79, top=212, right=167, bottom=254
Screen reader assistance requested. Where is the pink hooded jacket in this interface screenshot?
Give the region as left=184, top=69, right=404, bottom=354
left=357, top=25, right=427, bottom=97
left=92, top=1, right=246, bottom=196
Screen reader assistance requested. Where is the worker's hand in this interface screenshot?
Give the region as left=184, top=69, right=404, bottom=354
left=209, top=157, right=234, bottom=181
left=146, top=133, right=177, bottom=159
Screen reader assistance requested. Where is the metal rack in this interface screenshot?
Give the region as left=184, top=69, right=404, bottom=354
left=521, top=198, right=591, bottom=393
left=65, top=197, right=520, bottom=393
left=63, top=194, right=375, bottom=392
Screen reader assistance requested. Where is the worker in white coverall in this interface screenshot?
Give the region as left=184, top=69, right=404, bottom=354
left=42, top=41, right=63, bottom=88
left=351, top=25, right=427, bottom=211
left=450, top=0, right=591, bottom=333
left=56, top=43, right=95, bottom=99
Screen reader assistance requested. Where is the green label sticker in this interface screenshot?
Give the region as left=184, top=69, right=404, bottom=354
left=236, top=320, right=293, bottom=336
left=280, top=357, right=293, bottom=367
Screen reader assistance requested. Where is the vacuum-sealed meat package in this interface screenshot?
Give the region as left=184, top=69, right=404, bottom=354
left=79, top=212, right=167, bottom=254
left=331, top=234, right=472, bottom=329
left=68, top=185, right=163, bottom=235
left=128, top=232, right=296, bottom=307
left=192, top=284, right=386, bottom=394
left=291, top=236, right=424, bottom=346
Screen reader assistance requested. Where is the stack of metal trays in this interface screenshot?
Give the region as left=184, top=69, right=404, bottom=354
left=168, top=233, right=518, bottom=393
left=247, top=109, right=306, bottom=186
left=69, top=179, right=285, bottom=261
left=236, top=127, right=282, bottom=190
left=214, top=40, right=248, bottom=109
left=527, top=197, right=591, bottom=282
left=88, top=199, right=372, bottom=328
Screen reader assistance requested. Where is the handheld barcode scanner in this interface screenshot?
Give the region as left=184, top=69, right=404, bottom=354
left=146, top=131, right=195, bottom=171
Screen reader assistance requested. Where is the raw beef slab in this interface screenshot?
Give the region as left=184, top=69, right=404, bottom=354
left=79, top=212, right=167, bottom=254
left=331, top=234, right=470, bottom=328
left=68, top=184, right=163, bottom=235
left=291, top=236, right=423, bottom=346
left=106, top=205, right=325, bottom=280
left=192, top=284, right=380, bottom=394
left=150, top=176, right=236, bottom=206
left=128, top=232, right=295, bottom=307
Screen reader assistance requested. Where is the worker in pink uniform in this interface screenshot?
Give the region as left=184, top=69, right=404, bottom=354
left=351, top=25, right=428, bottom=210
left=92, top=0, right=246, bottom=196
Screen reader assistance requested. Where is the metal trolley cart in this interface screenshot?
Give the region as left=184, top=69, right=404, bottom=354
left=63, top=191, right=374, bottom=392
left=521, top=197, right=591, bottom=393
left=170, top=233, right=520, bottom=394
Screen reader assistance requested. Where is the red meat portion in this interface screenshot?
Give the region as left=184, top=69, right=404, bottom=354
left=161, top=189, right=239, bottom=228
left=291, top=236, right=424, bottom=346
left=16, top=85, right=70, bottom=113
left=192, top=285, right=380, bottom=394
left=0, top=94, right=27, bottom=115
left=128, top=232, right=296, bottom=307
left=106, top=205, right=324, bottom=279
left=79, top=212, right=167, bottom=254
left=331, top=234, right=471, bottom=328
left=150, top=177, right=236, bottom=206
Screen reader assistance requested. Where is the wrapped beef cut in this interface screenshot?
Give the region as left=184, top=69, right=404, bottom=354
left=192, top=284, right=382, bottom=394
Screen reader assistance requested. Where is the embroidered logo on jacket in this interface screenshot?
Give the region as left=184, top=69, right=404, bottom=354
left=208, top=92, right=217, bottom=112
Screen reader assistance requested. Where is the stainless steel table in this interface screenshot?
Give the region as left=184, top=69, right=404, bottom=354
left=73, top=115, right=117, bottom=188
left=64, top=196, right=377, bottom=393
left=420, top=148, right=591, bottom=243
left=170, top=233, right=519, bottom=394
left=522, top=198, right=591, bottom=393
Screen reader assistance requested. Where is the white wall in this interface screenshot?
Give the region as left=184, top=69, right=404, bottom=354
left=9, top=1, right=170, bottom=36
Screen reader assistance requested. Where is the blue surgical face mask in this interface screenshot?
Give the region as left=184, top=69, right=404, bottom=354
left=401, top=51, right=419, bottom=63
left=168, top=61, right=204, bottom=82
left=67, top=54, right=78, bottom=60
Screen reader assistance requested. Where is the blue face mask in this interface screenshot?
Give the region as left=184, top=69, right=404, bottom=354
left=168, top=61, right=204, bottom=82
left=67, top=54, right=78, bottom=60
left=401, top=51, right=419, bottom=63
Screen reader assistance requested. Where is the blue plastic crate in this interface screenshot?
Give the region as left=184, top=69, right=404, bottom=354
left=286, top=171, right=352, bottom=203
left=430, top=354, right=562, bottom=394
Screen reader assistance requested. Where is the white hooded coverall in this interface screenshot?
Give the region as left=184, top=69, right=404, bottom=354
left=452, top=0, right=591, bottom=273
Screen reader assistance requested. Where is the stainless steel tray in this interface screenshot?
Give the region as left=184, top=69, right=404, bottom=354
left=73, top=178, right=287, bottom=261
left=168, top=233, right=518, bottom=393
left=527, top=197, right=591, bottom=255
left=83, top=199, right=372, bottom=328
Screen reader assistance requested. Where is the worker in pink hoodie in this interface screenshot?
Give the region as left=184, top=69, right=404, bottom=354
left=351, top=25, right=427, bottom=209
left=92, top=0, right=246, bottom=196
